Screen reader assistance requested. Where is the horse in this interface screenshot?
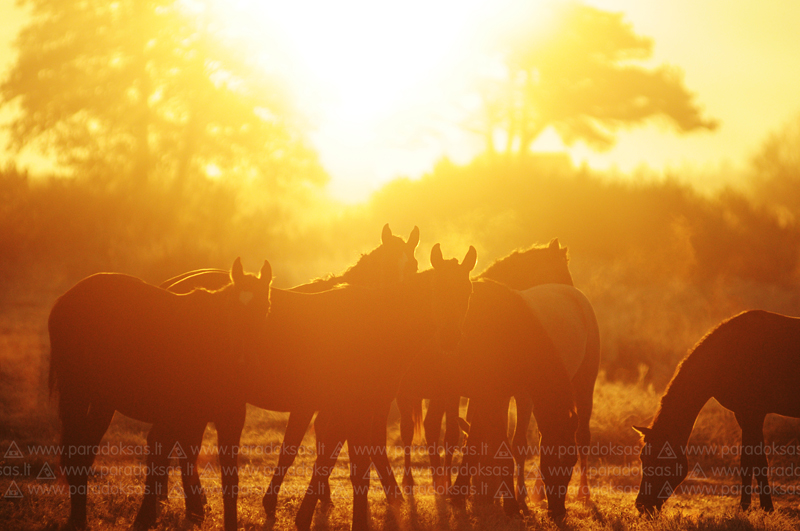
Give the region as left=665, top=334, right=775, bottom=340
left=47, top=258, right=272, bottom=531
left=444, top=278, right=579, bottom=518
left=635, top=310, right=800, bottom=514
left=160, top=225, right=419, bottom=526
left=291, top=244, right=477, bottom=531
left=397, top=238, right=599, bottom=514
left=161, top=240, right=476, bottom=531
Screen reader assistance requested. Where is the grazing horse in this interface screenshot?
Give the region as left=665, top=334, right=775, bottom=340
left=397, top=238, right=599, bottom=514
left=160, top=225, right=419, bottom=526
left=635, top=310, right=800, bottom=514
left=48, top=258, right=272, bottom=531
left=163, top=242, right=476, bottom=531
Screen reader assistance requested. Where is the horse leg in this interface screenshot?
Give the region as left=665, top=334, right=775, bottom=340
left=574, top=392, right=593, bottom=502
left=482, top=397, right=519, bottom=518
left=296, top=413, right=344, bottom=531
left=369, top=403, right=403, bottom=506
left=450, top=401, right=473, bottom=504
left=177, top=422, right=209, bottom=525
left=349, top=427, right=374, bottom=531
left=442, top=395, right=461, bottom=491
left=423, top=397, right=446, bottom=494
left=737, top=412, right=772, bottom=511
left=60, top=402, right=114, bottom=530
left=396, top=392, right=417, bottom=489
left=512, top=395, right=533, bottom=514
left=133, top=425, right=170, bottom=530
left=215, top=408, right=246, bottom=531
left=263, top=409, right=314, bottom=519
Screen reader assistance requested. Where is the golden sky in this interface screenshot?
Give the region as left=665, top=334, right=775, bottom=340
left=1, top=0, right=799, bottom=202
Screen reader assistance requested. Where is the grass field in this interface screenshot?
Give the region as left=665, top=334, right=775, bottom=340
left=3, top=273, right=800, bottom=531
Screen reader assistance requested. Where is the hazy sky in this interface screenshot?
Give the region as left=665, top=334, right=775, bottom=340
left=1, top=0, right=799, bottom=202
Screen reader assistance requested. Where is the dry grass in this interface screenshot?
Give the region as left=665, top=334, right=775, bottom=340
left=3, top=270, right=800, bottom=530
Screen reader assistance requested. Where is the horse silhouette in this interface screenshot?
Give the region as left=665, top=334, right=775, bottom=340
left=445, top=278, right=579, bottom=518
left=161, top=237, right=475, bottom=530
left=291, top=244, right=477, bottom=531
left=397, top=239, right=598, bottom=515
left=160, top=225, right=419, bottom=527
left=635, top=310, right=800, bottom=514
left=48, top=258, right=272, bottom=531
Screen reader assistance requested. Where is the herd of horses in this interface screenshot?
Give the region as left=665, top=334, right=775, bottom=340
left=45, top=224, right=800, bottom=530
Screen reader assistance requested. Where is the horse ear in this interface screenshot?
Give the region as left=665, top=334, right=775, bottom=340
left=632, top=425, right=651, bottom=438
left=430, top=243, right=444, bottom=269
left=259, top=260, right=272, bottom=284
left=461, top=246, right=477, bottom=272
left=381, top=223, right=392, bottom=244
left=549, top=238, right=560, bottom=250
left=231, top=257, right=245, bottom=284
left=408, top=226, right=420, bottom=251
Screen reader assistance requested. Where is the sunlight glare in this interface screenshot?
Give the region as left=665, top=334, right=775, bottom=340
left=213, top=0, right=503, bottom=202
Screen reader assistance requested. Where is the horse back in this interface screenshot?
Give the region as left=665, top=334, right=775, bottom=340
left=49, top=273, right=228, bottom=419
left=699, top=310, right=800, bottom=415
left=516, top=284, right=597, bottom=380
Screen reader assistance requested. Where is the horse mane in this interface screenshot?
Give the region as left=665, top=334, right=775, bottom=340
left=301, top=234, right=408, bottom=290
left=477, top=239, right=573, bottom=289
left=651, top=323, right=722, bottom=434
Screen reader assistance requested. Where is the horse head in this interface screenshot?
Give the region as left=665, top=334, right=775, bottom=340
left=227, top=257, right=273, bottom=359
left=430, top=243, right=477, bottom=350
left=379, top=223, right=420, bottom=284
left=633, top=425, right=688, bottom=514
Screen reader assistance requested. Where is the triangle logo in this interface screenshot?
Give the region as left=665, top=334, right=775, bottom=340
left=658, top=481, right=674, bottom=499
left=200, top=461, right=216, bottom=478
left=37, top=462, right=57, bottom=481
left=4, top=441, right=24, bottom=459
left=330, top=441, right=346, bottom=459
left=494, top=441, right=513, bottom=460
left=658, top=441, right=676, bottom=459
left=4, top=481, right=23, bottom=499
left=525, top=464, right=541, bottom=480
left=169, top=441, right=187, bottom=459
left=688, top=462, right=707, bottom=479
left=168, top=484, right=185, bottom=499
left=494, top=481, right=514, bottom=499
left=362, top=463, right=375, bottom=480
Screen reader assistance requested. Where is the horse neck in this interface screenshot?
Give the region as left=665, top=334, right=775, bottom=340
left=295, top=249, right=385, bottom=292
left=394, top=268, right=437, bottom=336
left=478, top=255, right=573, bottom=289
left=651, top=356, right=714, bottom=447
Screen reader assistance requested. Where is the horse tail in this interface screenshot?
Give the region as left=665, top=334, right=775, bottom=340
left=412, top=400, right=424, bottom=439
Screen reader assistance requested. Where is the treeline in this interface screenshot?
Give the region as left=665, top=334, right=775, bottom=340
left=4, top=153, right=799, bottom=287
left=3, top=151, right=800, bottom=384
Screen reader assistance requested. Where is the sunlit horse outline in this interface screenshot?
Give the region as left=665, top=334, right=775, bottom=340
left=635, top=310, right=800, bottom=514
left=48, top=258, right=272, bottom=531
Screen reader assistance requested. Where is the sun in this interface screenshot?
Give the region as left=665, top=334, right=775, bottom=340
left=205, top=0, right=509, bottom=202
left=204, top=1, right=559, bottom=203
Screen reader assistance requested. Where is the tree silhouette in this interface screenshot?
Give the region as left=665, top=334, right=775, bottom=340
left=750, top=112, right=800, bottom=222
left=469, top=2, right=717, bottom=158
left=1, top=0, right=325, bottom=195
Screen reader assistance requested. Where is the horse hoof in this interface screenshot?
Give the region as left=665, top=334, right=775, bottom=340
left=519, top=502, right=530, bottom=516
